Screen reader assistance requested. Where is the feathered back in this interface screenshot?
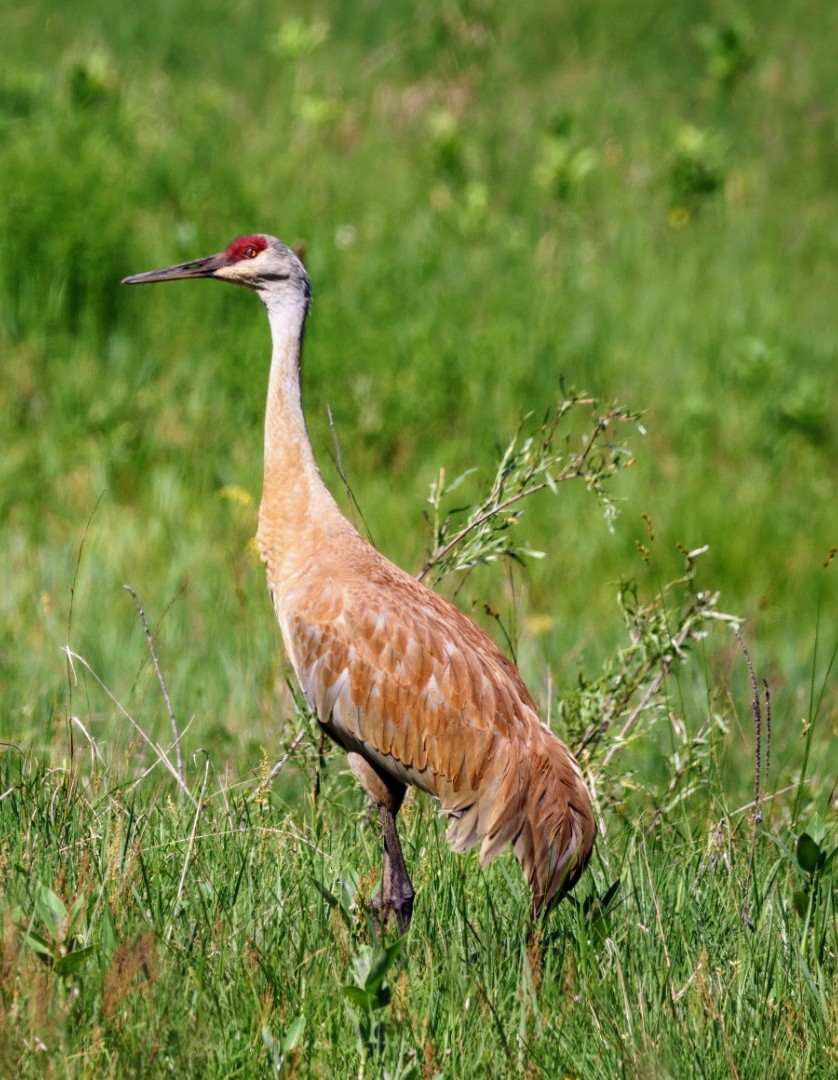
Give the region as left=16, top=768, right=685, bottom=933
left=269, top=537, right=596, bottom=915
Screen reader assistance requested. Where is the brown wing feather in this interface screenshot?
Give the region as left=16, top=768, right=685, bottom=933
left=277, top=547, right=594, bottom=912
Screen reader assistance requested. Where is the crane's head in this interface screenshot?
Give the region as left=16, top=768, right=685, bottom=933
left=122, top=234, right=310, bottom=306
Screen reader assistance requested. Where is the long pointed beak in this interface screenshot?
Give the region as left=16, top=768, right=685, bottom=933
left=122, top=251, right=226, bottom=285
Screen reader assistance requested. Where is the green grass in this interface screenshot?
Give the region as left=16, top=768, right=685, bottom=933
left=1, top=736, right=836, bottom=1078
left=1, top=0, right=836, bottom=1075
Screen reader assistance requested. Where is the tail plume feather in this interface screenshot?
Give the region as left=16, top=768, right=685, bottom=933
left=443, top=728, right=595, bottom=914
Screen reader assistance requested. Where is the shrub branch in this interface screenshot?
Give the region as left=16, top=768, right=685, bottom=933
left=418, top=391, right=640, bottom=583
left=125, top=584, right=185, bottom=788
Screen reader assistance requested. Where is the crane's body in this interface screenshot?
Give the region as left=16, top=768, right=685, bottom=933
left=123, top=234, right=596, bottom=929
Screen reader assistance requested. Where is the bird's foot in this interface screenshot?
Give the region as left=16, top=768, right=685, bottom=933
left=392, top=879, right=414, bottom=934
left=372, top=878, right=414, bottom=935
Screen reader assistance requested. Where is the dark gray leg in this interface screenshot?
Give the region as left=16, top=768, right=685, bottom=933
left=346, top=752, right=414, bottom=932
left=373, top=805, right=415, bottom=933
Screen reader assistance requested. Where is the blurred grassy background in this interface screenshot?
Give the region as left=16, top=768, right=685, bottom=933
left=1, top=0, right=835, bottom=781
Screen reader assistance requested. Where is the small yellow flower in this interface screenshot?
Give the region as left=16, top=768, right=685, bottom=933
left=216, top=484, right=253, bottom=507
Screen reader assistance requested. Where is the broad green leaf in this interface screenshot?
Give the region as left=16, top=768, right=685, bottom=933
left=342, top=984, right=373, bottom=1010
left=35, top=884, right=67, bottom=937
left=350, top=945, right=372, bottom=986
left=312, top=877, right=338, bottom=909
left=792, top=889, right=810, bottom=919
left=340, top=867, right=359, bottom=915
left=261, top=1026, right=280, bottom=1068
left=797, top=833, right=823, bottom=874
left=364, top=941, right=401, bottom=992
left=281, top=1014, right=306, bottom=1053
left=804, top=812, right=825, bottom=844
left=442, top=467, right=477, bottom=496
left=67, top=894, right=87, bottom=934
left=601, top=880, right=621, bottom=909
left=54, top=945, right=94, bottom=976
left=23, top=929, right=53, bottom=958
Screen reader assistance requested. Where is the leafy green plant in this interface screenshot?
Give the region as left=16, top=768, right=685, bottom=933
left=272, top=16, right=330, bottom=60
left=19, top=883, right=95, bottom=977
left=342, top=942, right=402, bottom=1063
left=694, top=17, right=755, bottom=95
left=566, top=879, right=621, bottom=949
left=261, top=1014, right=306, bottom=1076
left=67, top=49, right=117, bottom=109
left=313, top=866, right=363, bottom=933
left=428, top=108, right=465, bottom=176
left=567, top=545, right=738, bottom=774
left=533, top=112, right=598, bottom=200
left=420, top=390, right=638, bottom=584
left=793, top=817, right=836, bottom=960
left=668, top=124, right=726, bottom=213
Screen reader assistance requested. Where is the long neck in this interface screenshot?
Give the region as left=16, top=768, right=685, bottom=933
left=256, top=290, right=348, bottom=589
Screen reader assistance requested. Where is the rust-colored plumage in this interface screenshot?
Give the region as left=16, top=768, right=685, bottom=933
left=123, top=234, right=596, bottom=929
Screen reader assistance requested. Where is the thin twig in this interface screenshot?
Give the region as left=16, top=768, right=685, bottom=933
left=735, top=628, right=770, bottom=929
left=254, top=729, right=307, bottom=798
left=601, top=620, right=697, bottom=767
left=647, top=715, right=711, bottom=833
left=326, top=404, right=376, bottom=545
left=167, top=751, right=210, bottom=943
left=70, top=715, right=106, bottom=767
left=326, top=403, right=354, bottom=524
left=62, top=646, right=195, bottom=805
left=762, top=677, right=771, bottom=779
left=65, top=491, right=105, bottom=763
left=138, top=822, right=333, bottom=862
left=694, top=784, right=804, bottom=888
left=129, top=712, right=199, bottom=791
left=417, top=409, right=617, bottom=582
left=124, top=584, right=185, bottom=788
left=735, top=629, right=763, bottom=824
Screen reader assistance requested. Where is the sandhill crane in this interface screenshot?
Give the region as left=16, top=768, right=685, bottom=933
left=123, top=234, right=596, bottom=931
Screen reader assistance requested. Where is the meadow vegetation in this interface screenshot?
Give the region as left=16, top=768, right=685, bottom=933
left=0, top=1, right=836, bottom=1076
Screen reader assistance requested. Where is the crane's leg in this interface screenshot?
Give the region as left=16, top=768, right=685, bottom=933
left=377, top=802, right=414, bottom=933
left=348, top=752, right=415, bottom=932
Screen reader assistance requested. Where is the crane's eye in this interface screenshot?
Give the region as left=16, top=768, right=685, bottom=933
left=242, top=246, right=259, bottom=259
